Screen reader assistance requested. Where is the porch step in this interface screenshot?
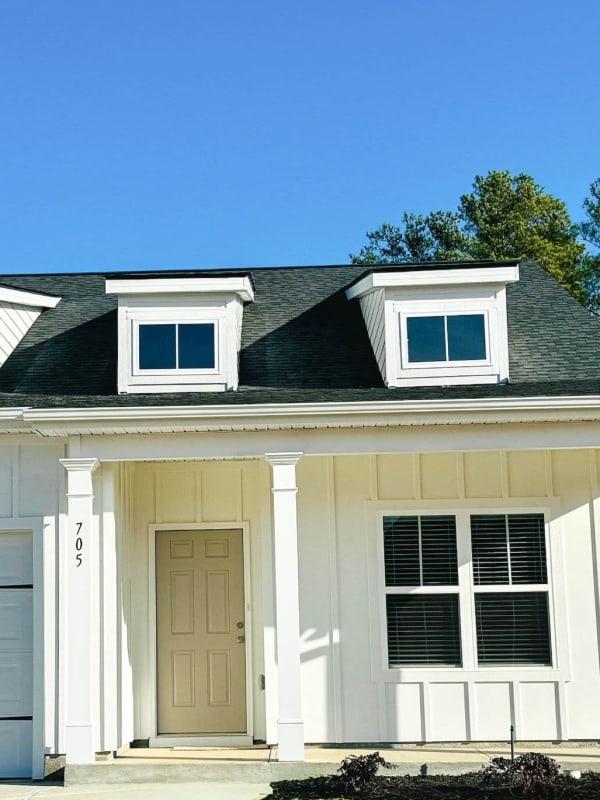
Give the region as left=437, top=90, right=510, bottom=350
left=65, top=760, right=340, bottom=785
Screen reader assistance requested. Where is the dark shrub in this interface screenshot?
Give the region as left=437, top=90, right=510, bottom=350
left=337, top=751, right=391, bottom=794
left=481, top=752, right=560, bottom=794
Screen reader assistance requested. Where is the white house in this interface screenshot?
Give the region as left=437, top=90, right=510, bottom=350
left=2, top=259, right=600, bottom=779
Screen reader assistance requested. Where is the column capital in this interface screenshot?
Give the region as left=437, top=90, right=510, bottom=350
left=265, top=452, right=303, bottom=467
left=60, top=458, right=100, bottom=473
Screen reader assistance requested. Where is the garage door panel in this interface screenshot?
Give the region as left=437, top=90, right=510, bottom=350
left=0, top=653, right=33, bottom=716
left=0, top=590, right=33, bottom=651
left=0, top=534, right=33, bottom=586
left=0, top=532, right=33, bottom=779
left=0, top=721, right=32, bottom=778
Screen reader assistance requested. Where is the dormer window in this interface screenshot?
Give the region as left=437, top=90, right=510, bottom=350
left=346, top=262, right=519, bottom=388
left=137, top=323, right=216, bottom=371
left=405, top=313, right=487, bottom=364
left=106, top=276, right=253, bottom=393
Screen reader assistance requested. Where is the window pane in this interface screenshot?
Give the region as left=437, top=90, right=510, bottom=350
left=421, top=516, right=458, bottom=586
left=406, top=316, right=446, bottom=362
left=471, top=515, right=510, bottom=585
left=471, top=514, right=547, bottom=586
left=475, top=592, right=551, bottom=666
left=508, top=514, right=547, bottom=584
left=139, top=324, right=176, bottom=370
left=447, top=314, right=486, bottom=361
left=178, top=324, right=215, bottom=369
left=386, top=594, right=462, bottom=667
left=384, top=517, right=420, bottom=586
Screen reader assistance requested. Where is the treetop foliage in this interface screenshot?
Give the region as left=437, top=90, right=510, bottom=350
left=351, top=170, right=599, bottom=309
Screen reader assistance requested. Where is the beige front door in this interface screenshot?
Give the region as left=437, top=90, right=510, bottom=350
left=156, top=529, right=246, bottom=735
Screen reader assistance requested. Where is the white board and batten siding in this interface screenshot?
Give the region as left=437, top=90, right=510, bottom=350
left=125, top=459, right=269, bottom=743
left=295, top=449, right=600, bottom=744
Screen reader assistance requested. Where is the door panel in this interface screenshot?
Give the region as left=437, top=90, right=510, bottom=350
left=156, top=529, right=246, bottom=735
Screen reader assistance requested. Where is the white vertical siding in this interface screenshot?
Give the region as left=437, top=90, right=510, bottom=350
left=358, top=290, right=386, bottom=381
left=295, top=449, right=600, bottom=743
left=126, top=460, right=266, bottom=741
left=0, top=302, right=41, bottom=366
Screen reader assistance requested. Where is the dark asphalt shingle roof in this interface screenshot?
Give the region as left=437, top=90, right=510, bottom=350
left=0, top=260, right=599, bottom=408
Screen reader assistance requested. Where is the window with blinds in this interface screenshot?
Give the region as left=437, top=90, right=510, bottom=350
left=383, top=516, right=461, bottom=667
left=470, top=514, right=551, bottom=667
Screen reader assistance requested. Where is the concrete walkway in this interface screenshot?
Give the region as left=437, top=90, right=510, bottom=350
left=0, top=783, right=270, bottom=800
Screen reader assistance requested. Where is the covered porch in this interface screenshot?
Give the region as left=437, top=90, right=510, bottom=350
left=35, top=400, right=600, bottom=771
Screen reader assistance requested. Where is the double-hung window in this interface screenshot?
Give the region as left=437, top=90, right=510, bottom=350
left=471, top=514, right=551, bottom=666
left=383, top=512, right=552, bottom=670
left=384, top=516, right=461, bottom=667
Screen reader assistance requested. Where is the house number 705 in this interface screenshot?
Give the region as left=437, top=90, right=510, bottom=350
left=75, top=522, right=83, bottom=567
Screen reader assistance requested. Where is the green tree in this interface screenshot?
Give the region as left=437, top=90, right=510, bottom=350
left=578, top=179, right=600, bottom=311
left=351, top=171, right=587, bottom=304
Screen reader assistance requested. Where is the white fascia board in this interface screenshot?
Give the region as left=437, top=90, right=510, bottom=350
left=346, top=265, right=520, bottom=300
left=0, top=287, right=61, bottom=309
left=0, top=407, right=33, bottom=434
left=20, top=395, right=600, bottom=436
left=105, top=277, right=254, bottom=303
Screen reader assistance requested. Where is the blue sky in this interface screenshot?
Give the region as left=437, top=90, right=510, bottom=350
left=1, top=0, right=599, bottom=274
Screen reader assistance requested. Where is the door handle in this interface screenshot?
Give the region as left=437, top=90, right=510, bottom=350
left=237, top=635, right=245, bottom=643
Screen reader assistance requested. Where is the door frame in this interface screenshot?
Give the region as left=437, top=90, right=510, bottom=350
left=147, top=522, right=253, bottom=746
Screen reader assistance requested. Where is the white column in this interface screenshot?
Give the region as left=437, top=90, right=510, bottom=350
left=60, top=457, right=99, bottom=764
left=265, top=452, right=304, bottom=762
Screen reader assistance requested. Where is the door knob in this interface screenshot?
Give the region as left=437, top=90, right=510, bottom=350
left=237, top=635, right=245, bottom=643
left=236, top=621, right=244, bottom=629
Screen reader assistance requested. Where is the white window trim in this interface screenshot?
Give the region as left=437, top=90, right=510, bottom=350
left=387, top=286, right=509, bottom=387
left=347, top=265, right=518, bottom=389
left=365, top=499, right=568, bottom=685
left=111, top=289, right=247, bottom=394
left=400, top=310, right=493, bottom=371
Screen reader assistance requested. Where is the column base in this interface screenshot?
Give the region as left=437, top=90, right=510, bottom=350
left=277, top=720, right=304, bottom=761
left=66, top=724, right=95, bottom=764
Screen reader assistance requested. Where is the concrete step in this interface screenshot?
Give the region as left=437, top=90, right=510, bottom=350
left=65, top=761, right=339, bottom=785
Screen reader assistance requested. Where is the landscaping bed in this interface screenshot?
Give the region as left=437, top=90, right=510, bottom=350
left=266, top=753, right=600, bottom=799
left=268, top=771, right=600, bottom=799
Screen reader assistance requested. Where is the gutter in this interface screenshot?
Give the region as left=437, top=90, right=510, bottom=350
left=14, top=395, right=600, bottom=437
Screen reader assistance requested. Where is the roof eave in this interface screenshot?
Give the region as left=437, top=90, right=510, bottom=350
left=16, top=395, right=600, bottom=437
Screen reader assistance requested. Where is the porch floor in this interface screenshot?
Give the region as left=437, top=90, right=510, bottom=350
left=116, top=741, right=600, bottom=766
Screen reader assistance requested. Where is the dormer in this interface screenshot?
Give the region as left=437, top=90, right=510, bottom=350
left=346, top=261, right=520, bottom=388
left=106, top=275, right=254, bottom=393
left=0, top=285, right=61, bottom=368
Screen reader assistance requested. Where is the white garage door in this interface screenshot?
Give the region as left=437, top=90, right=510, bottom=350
left=0, top=532, right=33, bottom=778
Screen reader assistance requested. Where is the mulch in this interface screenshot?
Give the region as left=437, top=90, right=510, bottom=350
left=266, top=771, right=600, bottom=799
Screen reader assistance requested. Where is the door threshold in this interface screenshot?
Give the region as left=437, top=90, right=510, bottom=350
left=149, top=735, right=253, bottom=748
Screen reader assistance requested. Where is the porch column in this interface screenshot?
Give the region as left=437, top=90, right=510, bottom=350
left=265, top=452, right=304, bottom=761
left=60, top=457, right=99, bottom=764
